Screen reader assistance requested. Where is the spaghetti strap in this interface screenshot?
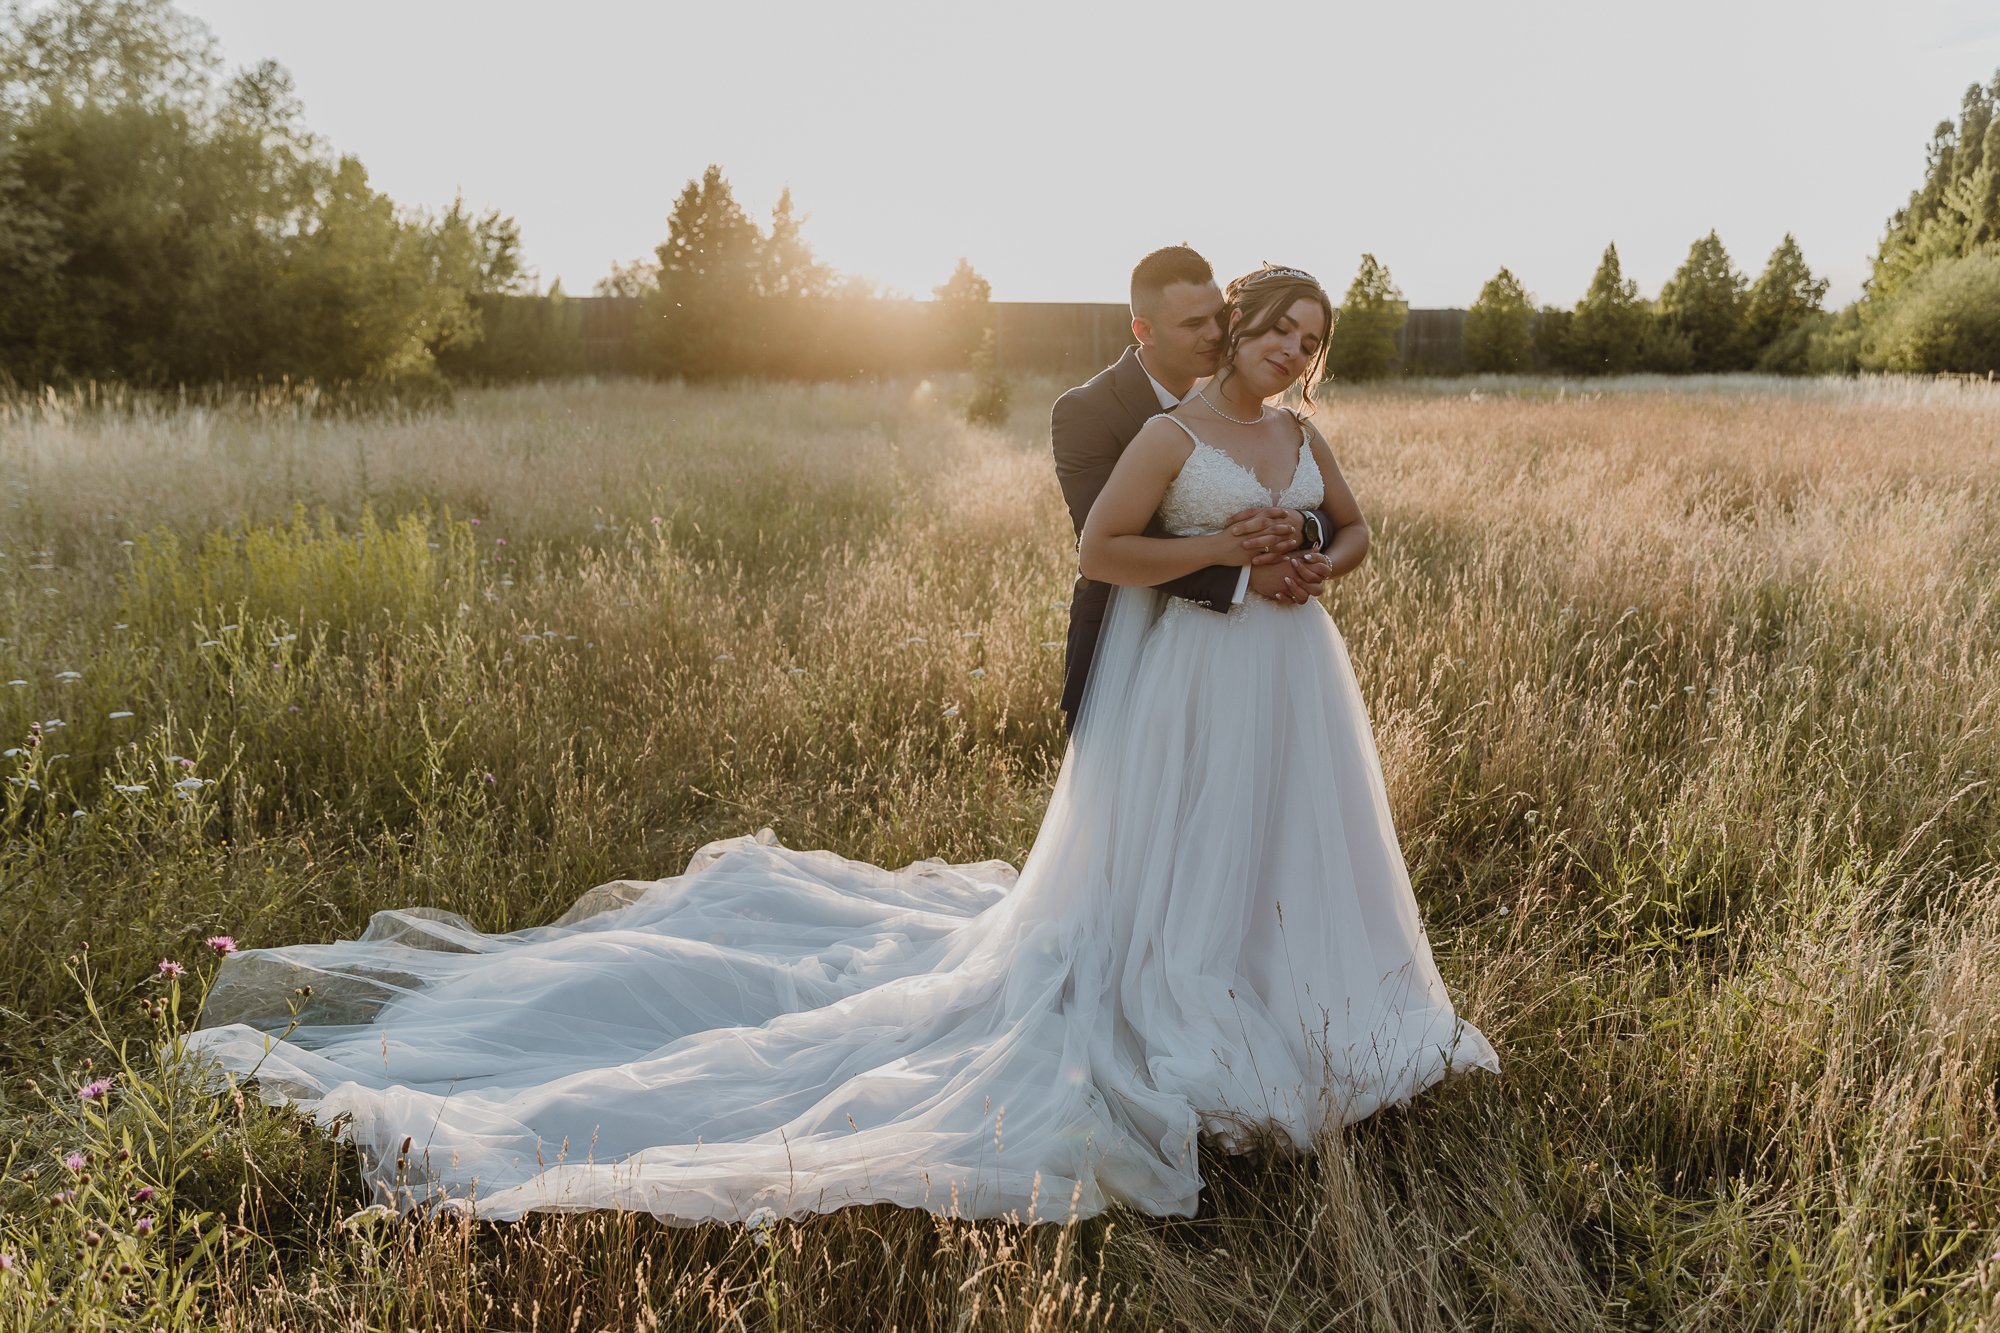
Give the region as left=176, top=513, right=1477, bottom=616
left=1158, top=414, right=1205, bottom=450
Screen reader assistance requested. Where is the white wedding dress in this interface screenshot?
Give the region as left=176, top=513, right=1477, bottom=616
left=186, top=413, right=1499, bottom=1225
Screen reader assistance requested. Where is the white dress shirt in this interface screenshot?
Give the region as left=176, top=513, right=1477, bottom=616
left=1139, top=353, right=1251, bottom=606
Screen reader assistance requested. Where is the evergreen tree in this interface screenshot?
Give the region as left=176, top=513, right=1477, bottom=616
left=1657, top=230, right=1750, bottom=372
left=932, top=256, right=992, bottom=366
left=1569, top=243, right=1648, bottom=375
left=1463, top=266, right=1534, bottom=372
left=1867, top=71, right=2000, bottom=305
left=760, top=187, right=831, bottom=300
left=1326, top=253, right=1405, bottom=382
left=647, top=164, right=763, bottom=379
left=1743, top=233, right=1829, bottom=373
left=1856, top=68, right=2000, bottom=371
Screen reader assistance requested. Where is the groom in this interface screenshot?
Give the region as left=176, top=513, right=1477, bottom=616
left=1050, top=244, right=1338, bottom=731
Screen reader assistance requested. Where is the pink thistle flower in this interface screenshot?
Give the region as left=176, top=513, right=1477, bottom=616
left=78, top=1077, right=112, bottom=1102
left=205, top=935, right=237, bottom=955
left=134, top=1185, right=155, bottom=1203
left=649, top=515, right=663, bottom=526
left=134, top=1216, right=155, bottom=1237
left=483, top=772, right=496, bottom=785
left=0, top=1251, right=12, bottom=1270
left=63, top=1153, right=85, bottom=1171
left=51, top=1190, right=74, bottom=1205
left=157, top=958, right=184, bottom=977
left=179, top=757, right=196, bottom=769
left=468, top=517, right=482, bottom=526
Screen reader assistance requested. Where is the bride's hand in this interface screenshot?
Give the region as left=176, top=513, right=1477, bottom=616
left=1224, top=506, right=1301, bottom=563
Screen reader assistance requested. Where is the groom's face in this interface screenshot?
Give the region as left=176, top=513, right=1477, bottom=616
left=1135, top=280, right=1225, bottom=382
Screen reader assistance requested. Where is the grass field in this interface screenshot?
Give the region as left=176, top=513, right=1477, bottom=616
left=1, top=372, right=1997, bottom=1330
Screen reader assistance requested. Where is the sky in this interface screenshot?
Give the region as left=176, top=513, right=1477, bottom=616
left=169, top=0, right=2000, bottom=309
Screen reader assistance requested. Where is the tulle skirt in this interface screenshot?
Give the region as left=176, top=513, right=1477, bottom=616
left=186, top=587, right=1498, bottom=1223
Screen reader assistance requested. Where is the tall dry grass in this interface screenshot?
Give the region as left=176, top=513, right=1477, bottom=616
left=0, top=373, right=1997, bottom=1329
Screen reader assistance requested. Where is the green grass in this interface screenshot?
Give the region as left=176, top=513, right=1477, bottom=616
left=0, top=372, right=1997, bottom=1329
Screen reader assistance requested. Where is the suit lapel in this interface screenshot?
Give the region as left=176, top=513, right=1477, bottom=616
left=1108, top=345, right=1163, bottom=438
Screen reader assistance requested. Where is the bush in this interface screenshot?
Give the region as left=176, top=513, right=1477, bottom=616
left=1807, top=305, right=1864, bottom=375
left=964, top=329, right=1010, bottom=425
left=1860, top=250, right=2000, bottom=374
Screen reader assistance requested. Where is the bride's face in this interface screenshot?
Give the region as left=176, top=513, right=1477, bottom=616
left=1229, top=298, right=1327, bottom=398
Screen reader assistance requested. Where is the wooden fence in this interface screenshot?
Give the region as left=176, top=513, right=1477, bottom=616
left=491, top=296, right=1469, bottom=380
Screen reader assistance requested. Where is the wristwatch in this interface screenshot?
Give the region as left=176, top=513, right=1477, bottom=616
left=1299, top=510, right=1326, bottom=552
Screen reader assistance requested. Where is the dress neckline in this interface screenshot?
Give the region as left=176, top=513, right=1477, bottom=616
left=1160, top=413, right=1311, bottom=502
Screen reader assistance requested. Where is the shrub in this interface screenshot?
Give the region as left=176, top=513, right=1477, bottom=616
left=1859, top=250, right=2000, bottom=374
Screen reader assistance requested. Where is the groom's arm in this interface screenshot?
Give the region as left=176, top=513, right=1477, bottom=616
left=1051, top=391, right=1239, bottom=613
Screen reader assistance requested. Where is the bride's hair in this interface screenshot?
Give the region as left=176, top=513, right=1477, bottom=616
left=1216, top=265, right=1337, bottom=411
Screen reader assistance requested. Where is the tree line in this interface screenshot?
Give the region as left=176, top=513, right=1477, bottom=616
left=1330, top=72, right=2000, bottom=380
left=1, top=0, right=1994, bottom=396
left=0, top=0, right=526, bottom=406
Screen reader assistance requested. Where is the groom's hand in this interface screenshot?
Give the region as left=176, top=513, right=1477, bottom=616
left=1248, top=552, right=1333, bottom=605
left=1225, top=506, right=1302, bottom=564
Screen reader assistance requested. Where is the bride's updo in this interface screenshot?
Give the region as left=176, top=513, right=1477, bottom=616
left=1217, top=264, right=1337, bottom=410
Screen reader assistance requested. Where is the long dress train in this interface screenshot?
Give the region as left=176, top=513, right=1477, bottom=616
left=185, top=415, right=1499, bottom=1224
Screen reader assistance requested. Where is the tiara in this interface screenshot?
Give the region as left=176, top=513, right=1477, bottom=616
left=1252, top=265, right=1319, bottom=284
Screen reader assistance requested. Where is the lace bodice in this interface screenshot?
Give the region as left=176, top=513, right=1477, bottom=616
left=1156, top=413, right=1324, bottom=535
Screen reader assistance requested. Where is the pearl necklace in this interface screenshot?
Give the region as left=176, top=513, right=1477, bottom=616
left=1196, top=386, right=1266, bottom=426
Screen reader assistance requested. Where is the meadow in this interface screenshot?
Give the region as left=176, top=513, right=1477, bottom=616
left=0, top=370, right=1997, bottom=1330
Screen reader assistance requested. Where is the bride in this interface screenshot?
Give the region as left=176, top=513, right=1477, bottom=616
left=186, top=263, right=1500, bottom=1226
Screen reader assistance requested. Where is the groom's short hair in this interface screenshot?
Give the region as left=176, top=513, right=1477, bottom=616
left=1130, top=246, right=1213, bottom=319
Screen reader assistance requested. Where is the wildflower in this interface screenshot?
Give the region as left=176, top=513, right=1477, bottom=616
left=650, top=515, right=662, bottom=526
left=745, top=1205, right=778, bottom=1245
left=287, top=705, right=301, bottom=713
left=64, top=1152, right=86, bottom=1171
left=0, top=1252, right=11, bottom=1271
left=178, top=757, right=195, bottom=769
left=158, top=958, right=184, bottom=977
left=134, top=1216, right=155, bottom=1237
left=469, top=517, right=482, bottom=526
left=115, top=784, right=146, bottom=794
left=1523, top=810, right=1540, bottom=825
left=206, top=935, right=238, bottom=955
left=1498, top=905, right=1512, bottom=916
left=173, top=777, right=205, bottom=791
left=941, top=705, right=961, bottom=719
left=495, top=537, right=507, bottom=546
left=483, top=772, right=496, bottom=785
left=78, top=1077, right=112, bottom=1102
left=134, top=1185, right=155, bottom=1203
left=52, top=1190, right=75, bottom=1205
